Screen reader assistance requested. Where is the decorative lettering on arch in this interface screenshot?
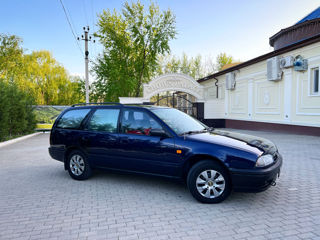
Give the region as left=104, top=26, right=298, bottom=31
left=143, top=74, right=204, bottom=100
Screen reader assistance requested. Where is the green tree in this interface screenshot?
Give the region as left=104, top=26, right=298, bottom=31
left=1, top=34, right=85, bottom=105
left=92, top=1, right=176, bottom=101
left=216, top=52, right=234, bottom=71
left=156, top=53, right=205, bottom=80
left=0, top=34, right=24, bottom=82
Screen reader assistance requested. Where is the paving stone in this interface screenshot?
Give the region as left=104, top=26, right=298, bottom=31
left=0, top=130, right=319, bottom=239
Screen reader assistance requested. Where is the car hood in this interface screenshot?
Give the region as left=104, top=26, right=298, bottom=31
left=185, top=129, right=277, bottom=155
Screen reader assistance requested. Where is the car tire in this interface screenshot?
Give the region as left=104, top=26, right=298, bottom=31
left=187, top=160, right=231, bottom=203
left=67, top=150, right=92, bottom=180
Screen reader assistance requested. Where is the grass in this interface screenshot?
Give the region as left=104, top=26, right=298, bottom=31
left=36, top=123, right=53, bottom=129
left=0, top=131, right=35, bottom=143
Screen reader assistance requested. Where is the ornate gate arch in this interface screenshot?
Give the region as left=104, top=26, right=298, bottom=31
left=143, top=73, right=205, bottom=101
left=119, top=73, right=205, bottom=120
left=119, top=73, right=205, bottom=104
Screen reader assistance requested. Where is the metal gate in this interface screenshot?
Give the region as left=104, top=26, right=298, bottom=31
left=152, top=93, right=198, bottom=119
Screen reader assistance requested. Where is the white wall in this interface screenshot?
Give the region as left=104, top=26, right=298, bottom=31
left=200, top=41, right=320, bottom=127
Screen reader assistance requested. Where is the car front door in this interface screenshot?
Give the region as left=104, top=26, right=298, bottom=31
left=117, top=108, right=181, bottom=177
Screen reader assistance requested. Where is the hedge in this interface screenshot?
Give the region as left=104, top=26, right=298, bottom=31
left=0, top=80, right=36, bottom=142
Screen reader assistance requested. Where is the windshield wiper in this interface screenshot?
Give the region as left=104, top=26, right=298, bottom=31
left=180, top=129, right=208, bottom=135
left=205, top=127, right=215, bottom=132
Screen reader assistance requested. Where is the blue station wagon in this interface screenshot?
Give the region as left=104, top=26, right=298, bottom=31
left=49, top=103, right=282, bottom=203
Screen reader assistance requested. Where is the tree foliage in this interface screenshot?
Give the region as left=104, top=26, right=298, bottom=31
left=0, top=80, right=36, bottom=141
left=23, top=51, right=85, bottom=105
left=156, top=53, right=207, bottom=80
left=92, top=1, right=176, bottom=102
left=0, top=34, right=85, bottom=105
left=216, top=52, right=234, bottom=71
left=0, top=34, right=24, bottom=81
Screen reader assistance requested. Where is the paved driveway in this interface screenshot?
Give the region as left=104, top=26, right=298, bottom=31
left=0, top=130, right=320, bottom=240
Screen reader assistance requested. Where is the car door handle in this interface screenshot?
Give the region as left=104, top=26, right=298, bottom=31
left=101, top=138, right=117, bottom=144
left=81, top=136, right=90, bottom=144
left=121, top=139, right=129, bottom=144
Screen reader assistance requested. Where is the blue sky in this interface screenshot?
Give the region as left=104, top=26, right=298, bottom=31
left=1, top=0, right=319, bottom=80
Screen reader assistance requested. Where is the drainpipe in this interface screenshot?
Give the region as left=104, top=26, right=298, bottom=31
left=213, top=77, right=219, bottom=98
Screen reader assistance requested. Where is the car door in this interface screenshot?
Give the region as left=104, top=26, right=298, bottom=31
left=51, top=108, right=91, bottom=152
left=80, top=107, right=121, bottom=168
left=117, top=107, right=181, bottom=177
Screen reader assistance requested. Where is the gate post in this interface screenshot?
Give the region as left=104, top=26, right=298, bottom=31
left=193, top=102, right=204, bottom=121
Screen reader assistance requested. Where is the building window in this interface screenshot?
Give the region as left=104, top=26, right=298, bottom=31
left=311, top=67, right=319, bottom=95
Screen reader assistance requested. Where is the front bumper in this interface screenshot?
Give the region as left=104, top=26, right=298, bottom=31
left=230, top=153, right=282, bottom=192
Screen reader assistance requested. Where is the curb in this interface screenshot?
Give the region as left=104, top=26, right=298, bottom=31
left=0, top=132, right=42, bottom=148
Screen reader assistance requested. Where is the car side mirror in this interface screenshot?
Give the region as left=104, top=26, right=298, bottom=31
left=149, top=128, right=169, bottom=138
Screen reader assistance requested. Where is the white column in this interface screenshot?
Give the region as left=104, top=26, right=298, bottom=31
left=283, top=69, right=293, bottom=122
left=225, top=87, right=229, bottom=117
left=248, top=79, right=253, bottom=119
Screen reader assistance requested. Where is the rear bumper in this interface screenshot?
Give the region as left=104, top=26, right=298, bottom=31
left=48, top=146, right=65, bottom=163
left=230, top=153, right=282, bottom=192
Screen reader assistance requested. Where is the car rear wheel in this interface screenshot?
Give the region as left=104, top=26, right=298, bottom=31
left=187, top=160, right=231, bottom=203
left=67, top=150, right=92, bottom=180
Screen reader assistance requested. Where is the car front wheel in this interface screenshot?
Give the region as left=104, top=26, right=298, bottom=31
left=67, top=150, right=92, bottom=180
left=187, top=160, right=231, bottom=203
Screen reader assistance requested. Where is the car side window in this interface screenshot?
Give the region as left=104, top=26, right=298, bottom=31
left=86, top=109, right=120, bottom=133
left=57, top=109, right=90, bottom=129
left=121, top=109, right=162, bottom=135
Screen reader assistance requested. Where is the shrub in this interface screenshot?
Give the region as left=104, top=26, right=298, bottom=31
left=0, top=80, right=36, bottom=141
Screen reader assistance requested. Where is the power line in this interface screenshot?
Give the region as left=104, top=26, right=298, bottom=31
left=65, top=1, right=79, bottom=36
left=58, top=0, right=84, bottom=57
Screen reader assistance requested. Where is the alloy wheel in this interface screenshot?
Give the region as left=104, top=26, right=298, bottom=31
left=196, top=170, right=226, bottom=198
left=69, top=154, right=85, bottom=176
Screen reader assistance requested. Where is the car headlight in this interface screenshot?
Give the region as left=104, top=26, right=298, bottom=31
left=255, top=154, right=274, bottom=167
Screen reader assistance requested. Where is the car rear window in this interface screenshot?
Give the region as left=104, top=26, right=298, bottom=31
left=56, top=109, right=90, bottom=129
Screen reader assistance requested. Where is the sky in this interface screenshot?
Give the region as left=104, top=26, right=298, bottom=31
left=1, top=0, right=320, bottom=81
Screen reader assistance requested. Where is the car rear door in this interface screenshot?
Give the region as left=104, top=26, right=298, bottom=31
left=117, top=107, right=180, bottom=177
left=50, top=108, right=91, bottom=155
left=80, top=107, right=121, bottom=168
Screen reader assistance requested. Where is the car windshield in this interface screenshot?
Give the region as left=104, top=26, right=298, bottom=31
left=151, top=108, right=208, bottom=135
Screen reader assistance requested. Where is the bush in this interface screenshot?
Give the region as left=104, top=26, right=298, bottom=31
left=0, top=80, right=36, bottom=142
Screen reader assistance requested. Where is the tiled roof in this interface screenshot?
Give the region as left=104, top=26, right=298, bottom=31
left=297, top=6, right=320, bottom=24
left=220, top=62, right=242, bottom=71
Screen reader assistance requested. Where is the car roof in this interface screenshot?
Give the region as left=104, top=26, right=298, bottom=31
left=69, top=104, right=170, bottom=110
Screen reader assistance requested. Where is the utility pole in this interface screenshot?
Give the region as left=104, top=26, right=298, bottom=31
left=78, top=26, right=94, bottom=103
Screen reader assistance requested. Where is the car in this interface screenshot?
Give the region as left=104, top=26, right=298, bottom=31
left=49, top=103, right=282, bottom=203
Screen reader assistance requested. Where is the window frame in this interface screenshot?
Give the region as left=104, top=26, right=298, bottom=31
left=81, top=106, right=121, bottom=133
left=119, top=107, right=171, bottom=137
left=308, top=65, right=320, bottom=96
left=83, top=107, right=121, bottom=133
left=55, top=108, right=92, bottom=130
